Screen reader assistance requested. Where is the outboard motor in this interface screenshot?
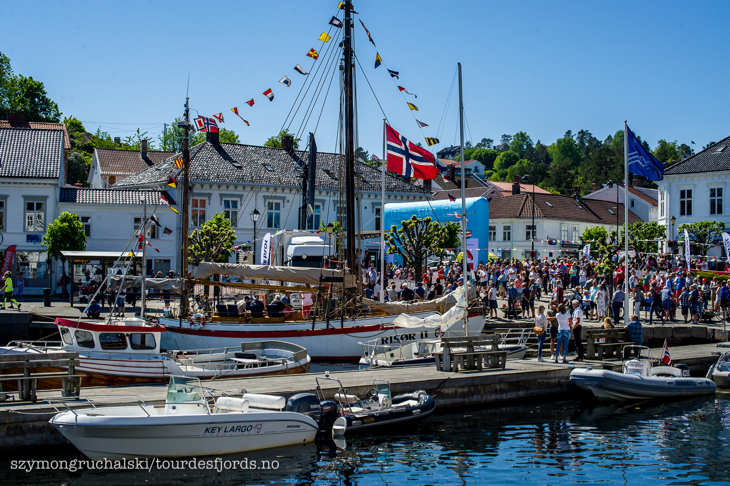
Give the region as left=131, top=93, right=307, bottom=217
left=285, top=393, right=338, bottom=433
left=674, top=363, right=690, bottom=377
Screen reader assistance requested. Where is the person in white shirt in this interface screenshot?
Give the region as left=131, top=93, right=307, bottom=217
left=570, top=300, right=584, bottom=362
left=555, top=304, right=571, bottom=363
left=487, top=282, right=498, bottom=319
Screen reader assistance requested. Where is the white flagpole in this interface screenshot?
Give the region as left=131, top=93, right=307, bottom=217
left=458, top=62, right=468, bottom=335
left=380, top=119, right=386, bottom=303
left=623, top=120, right=630, bottom=325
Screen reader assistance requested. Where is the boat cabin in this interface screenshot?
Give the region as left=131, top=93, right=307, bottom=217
left=54, top=317, right=165, bottom=355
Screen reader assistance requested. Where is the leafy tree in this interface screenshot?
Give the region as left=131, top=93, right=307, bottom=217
left=188, top=212, right=237, bottom=265
left=628, top=221, right=666, bottom=255
left=124, top=128, right=156, bottom=151
left=455, top=147, right=499, bottom=170
left=0, top=52, right=13, bottom=111
left=498, top=134, right=512, bottom=151
left=43, top=212, right=87, bottom=295
left=355, top=146, right=369, bottom=162
left=264, top=129, right=300, bottom=150
left=703, top=141, right=716, bottom=150
left=505, top=159, right=533, bottom=183
left=67, top=152, right=91, bottom=186
left=475, top=138, right=493, bottom=149
left=652, top=140, right=682, bottom=164
left=0, top=52, right=61, bottom=122
left=509, top=131, right=533, bottom=159
left=677, top=221, right=725, bottom=256
left=385, top=216, right=458, bottom=279
left=581, top=226, right=609, bottom=253
left=493, top=151, right=519, bottom=171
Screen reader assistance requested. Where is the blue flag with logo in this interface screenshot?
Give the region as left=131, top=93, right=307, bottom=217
left=627, top=125, right=664, bottom=181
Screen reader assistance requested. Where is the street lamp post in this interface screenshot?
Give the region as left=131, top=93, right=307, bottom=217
left=250, top=209, right=260, bottom=263
left=670, top=215, right=676, bottom=241
left=521, top=175, right=535, bottom=260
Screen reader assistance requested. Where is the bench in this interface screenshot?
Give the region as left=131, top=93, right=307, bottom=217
left=436, top=336, right=507, bottom=372
left=0, top=352, right=83, bottom=402
left=585, top=329, right=631, bottom=360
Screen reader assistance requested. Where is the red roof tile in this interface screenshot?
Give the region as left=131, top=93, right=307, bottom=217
left=488, top=193, right=643, bottom=224
left=96, top=148, right=176, bottom=176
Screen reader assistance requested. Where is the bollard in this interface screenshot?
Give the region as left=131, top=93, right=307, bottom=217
left=43, top=288, right=51, bottom=307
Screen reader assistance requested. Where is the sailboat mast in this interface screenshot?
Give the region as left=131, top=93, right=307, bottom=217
left=179, top=97, right=191, bottom=320
left=141, top=198, right=147, bottom=317
left=343, top=0, right=356, bottom=275
left=458, top=62, right=468, bottom=334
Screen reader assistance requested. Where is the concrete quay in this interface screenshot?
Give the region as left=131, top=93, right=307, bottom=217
left=0, top=342, right=726, bottom=452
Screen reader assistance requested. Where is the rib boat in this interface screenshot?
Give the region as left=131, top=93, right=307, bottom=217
left=706, top=351, right=730, bottom=388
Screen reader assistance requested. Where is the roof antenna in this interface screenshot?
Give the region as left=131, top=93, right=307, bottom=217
left=186, top=74, right=190, bottom=98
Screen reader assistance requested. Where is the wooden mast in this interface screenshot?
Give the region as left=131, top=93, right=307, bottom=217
left=179, top=97, right=191, bottom=320
left=343, top=0, right=356, bottom=276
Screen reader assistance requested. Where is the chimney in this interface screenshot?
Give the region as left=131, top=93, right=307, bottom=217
left=591, top=181, right=598, bottom=193
left=573, top=186, right=580, bottom=197
left=5, top=110, right=25, bottom=122
left=114, top=137, right=121, bottom=145
left=206, top=130, right=219, bottom=144
left=141, top=139, right=148, bottom=158
left=512, top=175, right=520, bottom=195
left=281, top=135, right=294, bottom=154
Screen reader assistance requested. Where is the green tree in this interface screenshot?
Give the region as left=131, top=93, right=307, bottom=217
left=456, top=147, right=500, bottom=170
left=123, top=128, right=156, bottom=150
left=677, top=221, right=725, bottom=256
left=355, top=146, right=369, bottom=162
left=505, top=159, right=533, bottom=183
left=475, top=138, right=493, bottom=149
left=509, top=131, right=533, bottom=159
left=628, top=221, right=666, bottom=255
left=652, top=140, right=682, bottom=164
left=0, top=52, right=13, bottom=111
left=158, top=118, right=239, bottom=151
left=581, top=226, right=609, bottom=253
left=385, top=216, right=458, bottom=279
left=188, top=213, right=237, bottom=265
left=0, top=52, right=61, bottom=122
left=43, top=212, right=87, bottom=295
left=493, top=151, right=519, bottom=171
left=264, top=129, right=300, bottom=150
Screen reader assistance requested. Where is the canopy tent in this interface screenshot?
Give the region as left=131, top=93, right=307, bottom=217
left=194, top=262, right=357, bottom=288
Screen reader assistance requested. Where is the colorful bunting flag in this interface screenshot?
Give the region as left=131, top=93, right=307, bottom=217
left=425, top=138, right=439, bottom=146
left=161, top=195, right=179, bottom=214
left=212, top=113, right=224, bottom=123
left=163, top=227, right=173, bottom=235
left=318, top=32, right=331, bottom=43
left=294, top=64, right=309, bottom=75
left=166, top=176, right=178, bottom=189
left=174, top=157, right=184, bottom=169
left=147, top=241, right=160, bottom=253
left=279, top=76, right=292, bottom=87
left=407, top=102, right=418, bottom=111
left=264, top=88, right=274, bottom=101
left=231, top=108, right=250, bottom=126
left=194, top=116, right=219, bottom=133
left=416, top=120, right=428, bottom=128
left=359, top=19, right=376, bottom=46
left=307, top=48, right=319, bottom=60
left=329, top=16, right=342, bottom=28
left=375, top=53, right=382, bottom=69
left=150, top=214, right=161, bottom=227
left=448, top=194, right=456, bottom=202
left=128, top=251, right=134, bottom=258
left=246, top=99, right=255, bottom=107
left=387, top=69, right=399, bottom=79
left=373, top=155, right=381, bottom=161
left=398, top=86, right=417, bottom=97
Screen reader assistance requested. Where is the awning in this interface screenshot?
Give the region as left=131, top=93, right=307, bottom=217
left=61, top=251, right=143, bottom=262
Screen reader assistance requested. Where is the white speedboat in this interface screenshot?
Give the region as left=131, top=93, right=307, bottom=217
left=570, top=346, right=717, bottom=401
left=707, top=351, right=730, bottom=388
left=0, top=317, right=309, bottom=389
left=49, top=375, right=319, bottom=459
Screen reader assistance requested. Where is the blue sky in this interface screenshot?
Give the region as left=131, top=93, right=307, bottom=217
left=2, top=0, right=728, bottom=157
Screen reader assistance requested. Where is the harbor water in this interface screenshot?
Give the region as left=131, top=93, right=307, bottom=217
left=2, top=395, right=729, bottom=485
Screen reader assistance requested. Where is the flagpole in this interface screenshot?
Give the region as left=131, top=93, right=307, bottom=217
left=141, top=198, right=147, bottom=318
left=380, top=119, right=386, bottom=303
left=458, top=62, right=468, bottom=336
left=623, top=120, right=629, bottom=325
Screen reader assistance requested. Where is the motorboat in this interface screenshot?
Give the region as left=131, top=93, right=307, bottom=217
left=359, top=328, right=529, bottom=368
left=706, top=351, right=730, bottom=388
left=49, top=375, right=319, bottom=459
left=316, top=377, right=435, bottom=436
left=0, top=317, right=309, bottom=389
left=570, top=345, right=717, bottom=401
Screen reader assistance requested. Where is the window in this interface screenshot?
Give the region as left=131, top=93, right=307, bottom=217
left=659, top=191, right=665, bottom=217
left=526, top=225, right=536, bottom=241
left=108, top=176, right=116, bottom=185
left=75, top=330, right=95, bottom=349
left=0, top=199, right=4, bottom=231
left=223, top=199, right=238, bottom=226
left=374, top=206, right=381, bottom=231
left=572, top=226, right=579, bottom=241
left=561, top=225, right=568, bottom=241
left=503, top=225, right=511, bottom=241
left=129, top=333, right=156, bottom=350
left=267, top=201, right=281, bottom=229
left=25, top=201, right=44, bottom=232
left=489, top=225, right=496, bottom=241
left=16, top=251, right=48, bottom=279
left=60, top=327, right=73, bottom=345
left=630, top=199, right=635, bottom=208
left=192, top=198, right=207, bottom=226
left=710, top=188, right=723, bottom=215
left=680, top=189, right=692, bottom=216
left=134, top=218, right=158, bottom=239
left=99, top=333, right=128, bottom=350
left=307, top=203, right=322, bottom=230
left=80, top=216, right=91, bottom=237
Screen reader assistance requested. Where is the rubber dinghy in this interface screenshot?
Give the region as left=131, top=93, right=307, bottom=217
left=570, top=345, right=717, bottom=401
left=319, top=377, right=435, bottom=437
left=49, top=376, right=319, bottom=459
left=707, top=351, right=730, bottom=388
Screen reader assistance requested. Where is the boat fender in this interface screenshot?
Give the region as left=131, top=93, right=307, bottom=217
left=201, top=315, right=206, bottom=326
left=216, top=397, right=250, bottom=412
left=242, top=393, right=286, bottom=410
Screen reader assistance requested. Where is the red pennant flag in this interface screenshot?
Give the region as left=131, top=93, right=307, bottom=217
left=264, top=89, right=274, bottom=101
left=307, top=48, right=319, bottom=60
left=246, top=99, right=254, bottom=107
left=163, top=227, right=173, bottom=235
left=212, top=113, right=224, bottom=123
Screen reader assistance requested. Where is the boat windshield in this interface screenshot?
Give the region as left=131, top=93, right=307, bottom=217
left=373, top=380, right=391, bottom=399
left=166, top=376, right=203, bottom=403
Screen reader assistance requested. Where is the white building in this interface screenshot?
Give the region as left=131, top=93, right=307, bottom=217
left=584, top=182, right=658, bottom=223
left=87, top=142, right=174, bottom=188
left=657, top=135, right=730, bottom=255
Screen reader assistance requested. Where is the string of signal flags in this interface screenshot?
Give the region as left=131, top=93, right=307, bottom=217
left=185, top=2, right=440, bottom=149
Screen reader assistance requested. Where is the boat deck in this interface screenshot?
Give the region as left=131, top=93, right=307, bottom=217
left=0, top=342, right=726, bottom=450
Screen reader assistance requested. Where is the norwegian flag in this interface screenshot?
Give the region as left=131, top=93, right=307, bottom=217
left=194, top=116, right=219, bottom=133
left=661, top=339, right=672, bottom=365
left=386, top=123, right=437, bottom=180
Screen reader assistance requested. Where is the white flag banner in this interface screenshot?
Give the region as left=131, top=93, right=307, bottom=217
left=684, top=229, right=691, bottom=269
left=582, top=244, right=590, bottom=259
left=466, top=238, right=478, bottom=271
left=260, top=233, right=272, bottom=265
left=723, top=232, right=730, bottom=259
